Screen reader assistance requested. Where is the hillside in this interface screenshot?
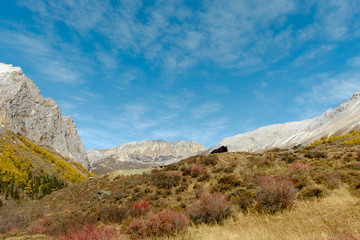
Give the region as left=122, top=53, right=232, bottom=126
left=0, top=127, right=94, bottom=205
left=1, top=133, right=359, bottom=239
left=87, top=140, right=206, bottom=175
left=211, top=90, right=360, bottom=153
left=0, top=63, right=89, bottom=167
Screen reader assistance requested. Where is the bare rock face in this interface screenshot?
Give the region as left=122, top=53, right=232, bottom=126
left=0, top=63, right=89, bottom=167
left=211, top=90, right=360, bottom=153
left=87, top=140, right=206, bottom=175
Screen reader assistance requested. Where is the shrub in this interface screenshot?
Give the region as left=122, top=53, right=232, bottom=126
left=349, top=177, right=360, bottom=196
left=186, top=193, right=232, bottom=224
left=255, top=175, right=297, bottom=214
left=289, top=169, right=312, bottom=190
left=180, top=166, right=191, bottom=176
left=218, top=174, right=242, bottom=186
left=45, top=214, right=97, bottom=236
left=151, top=170, right=181, bottom=189
left=146, top=209, right=190, bottom=236
left=27, top=217, right=51, bottom=234
left=126, top=219, right=147, bottom=239
left=228, top=187, right=256, bottom=212
left=197, top=172, right=210, bottom=182
left=57, top=224, right=119, bottom=240
left=224, top=162, right=237, bottom=173
left=304, top=151, right=327, bottom=159
left=130, top=198, right=151, bottom=217
left=289, top=162, right=313, bottom=172
left=281, top=152, right=297, bottom=163
left=126, top=209, right=190, bottom=238
left=98, top=205, right=129, bottom=223
left=343, top=137, right=360, bottom=144
left=175, top=182, right=189, bottom=194
left=199, top=155, right=218, bottom=166
left=191, top=165, right=205, bottom=177
left=298, top=185, right=326, bottom=200
left=322, top=173, right=341, bottom=189
left=212, top=174, right=242, bottom=192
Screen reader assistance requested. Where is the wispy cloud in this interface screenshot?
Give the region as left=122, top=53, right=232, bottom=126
left=191, top=102, right=223, bottom=119
left=13, top=0, right=360, bottom=75
left=295, top=71, right=360, bottom=118
left=347, top=56, right=360, bottom=68
left=0, top=29, right=85, bottom=84
left=2, top=0, right=360, bottom=150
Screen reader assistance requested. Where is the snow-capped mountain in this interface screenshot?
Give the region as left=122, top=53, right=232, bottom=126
left=212, top=90, right=360, bottom=152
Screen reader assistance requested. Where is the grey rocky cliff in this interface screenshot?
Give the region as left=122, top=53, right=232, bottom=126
left=0, top=63, right=89, bottom=167
left=87, top=140, right=206, bottom=175
left=211, top=90, right=360, bottom=153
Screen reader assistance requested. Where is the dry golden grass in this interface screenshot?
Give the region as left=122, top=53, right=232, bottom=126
left=108, top=167, right=153, bottom=179
left=173, top=187, right=360, bottom=240
left=4, top=234, right=47, bottom=240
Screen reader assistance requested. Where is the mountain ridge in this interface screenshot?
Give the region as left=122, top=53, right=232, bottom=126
left=87, top=139, right=206, bottom=175
left=0, top=63, right=89, bottom=167
left=212, top=90, right=360, bottom=152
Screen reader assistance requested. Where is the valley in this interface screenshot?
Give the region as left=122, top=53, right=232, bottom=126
left=1, top=132, right=360, bottom=239
left=0, top=63, right=359, bottom=239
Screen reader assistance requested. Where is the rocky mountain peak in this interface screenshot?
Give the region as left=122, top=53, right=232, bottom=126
left=0, top=63, right=23, bottom=75
left=87, top=139, right=206, bottom=175
left=0, top=63, right=89, bottom=167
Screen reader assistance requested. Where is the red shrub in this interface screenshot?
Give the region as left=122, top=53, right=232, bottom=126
left=192, top=165, right=204, bottom=173
left=255, top=175, right=297, bottom=213
left=57, top=225, right=119, bottom=240
left=126, top=209, right=190, bottom=238
left=27, top=217, right=51, bottom=234
left=290, top=162, right=313, bottom=172
left=126, top=219, right=147, bottom=239
left=131, top=198, right=151, bottom=217
left=191, top=165, right=205, bottom=177
left=186, top=192, right=232, bottom=224
left=7, top=226, right=18, bottom=233
left=146, top=209, right=190, bottom=236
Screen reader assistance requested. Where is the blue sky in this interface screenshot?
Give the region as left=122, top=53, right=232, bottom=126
left=1, top=0, right=360, bottom=150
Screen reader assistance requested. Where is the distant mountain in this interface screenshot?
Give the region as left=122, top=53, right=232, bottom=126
left=211, top=90, right=360, bottom=152
left=87, top=140, right=206, bottom=175
left=0, top=63, right=89, bottom=167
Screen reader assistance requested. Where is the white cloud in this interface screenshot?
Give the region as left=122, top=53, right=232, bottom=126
left=190, top=102, right=223, bottom=119
left=347, top=56, right=360, bottom=68
left=14, top=0, right=360, bottom=74
left=295, top=71, right=360, bottom=118
left=315, top=0, right=356, bottom=40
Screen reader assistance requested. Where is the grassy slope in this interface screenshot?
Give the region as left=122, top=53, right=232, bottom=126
left=1, top=133, right=360, bottom=239
left=175, top=187, right=360, bottom=240
left=0, top=129, right=94, bottom=202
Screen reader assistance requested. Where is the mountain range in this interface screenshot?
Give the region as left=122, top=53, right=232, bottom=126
left=211, top=90, right=360, bottom=152
left=87, top=140, right=206, bottom=175
left=1, top=62, right=360, bottom=174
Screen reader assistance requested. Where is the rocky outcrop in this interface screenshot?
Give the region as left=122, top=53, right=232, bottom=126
left=0, top=63, right=89, bottom=167
left=211, top=90, right=360, bottom=153
left=87, top=140, right=206, bottom=175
